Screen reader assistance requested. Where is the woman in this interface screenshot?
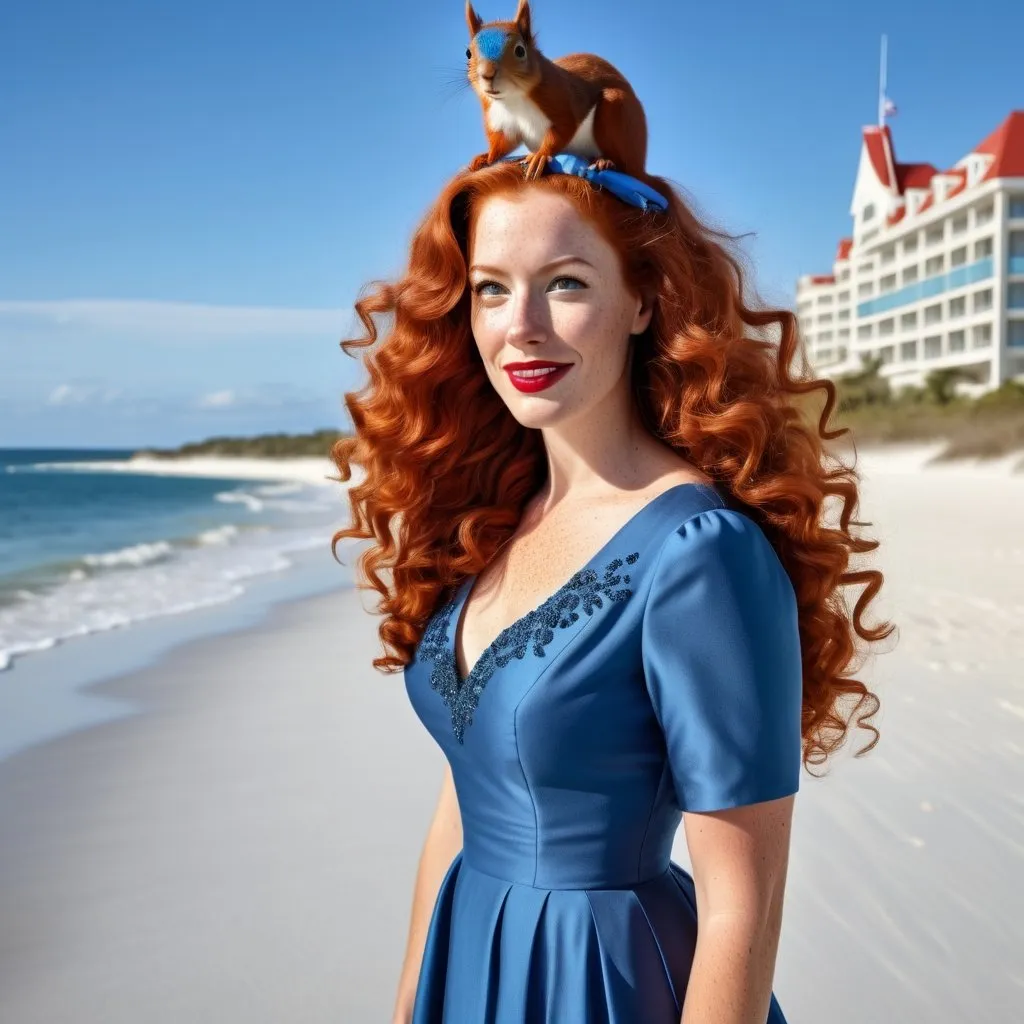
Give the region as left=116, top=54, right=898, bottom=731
left=331, top=154, right=891, bottom=1024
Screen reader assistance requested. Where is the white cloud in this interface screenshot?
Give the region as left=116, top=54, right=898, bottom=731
left=48, top=383, right=99, bottom=405
left=0, top=299, right=349, bottom=339
left=198, top=389, right=236, bottom=408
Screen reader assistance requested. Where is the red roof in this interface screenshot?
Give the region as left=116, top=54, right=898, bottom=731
left=863, top=126, right=896, bottom=189
left=835, top=238, right=853, bottom=261
left=887, top=207, right=906, bottom=226
left=976, top=110, right=1024, bottom=181
left=896, top=162, right=938, bottom=191
left=809, top=275, right=835, bottom=285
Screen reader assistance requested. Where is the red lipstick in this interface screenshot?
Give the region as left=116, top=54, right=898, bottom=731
left=503, top=360, right=572, bottom=393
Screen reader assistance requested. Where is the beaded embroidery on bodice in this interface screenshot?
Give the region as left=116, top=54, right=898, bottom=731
left=419, top=551, right=640, bottom=743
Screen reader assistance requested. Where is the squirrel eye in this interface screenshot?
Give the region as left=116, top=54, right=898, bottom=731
left=514, top=43, right=526, bottom=58
left=466, top=47, right=472, bottom=59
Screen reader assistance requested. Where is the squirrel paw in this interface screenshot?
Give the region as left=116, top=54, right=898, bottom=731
left=588, top=158, right=617, bottom=172
left=468, top=153, right=493, bottom=172
left=523, top=152, right=552, bottom=181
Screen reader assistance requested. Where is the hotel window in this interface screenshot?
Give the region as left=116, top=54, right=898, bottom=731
left=925, top=254, right=945, bottom=276
left=858, top=282, right=874, bottom=298
left=857, top=324, right=873, bottom=340
left=820, top=330, right=834, bottom=341
left=952, top=215, right=968, bottom=235
left=902, top=265, right=919, bottom=285
left=862, top=229, right=878, bottom=244
left=879, top=345, right=894, bottom=364
left=818, top=313, right=833, bottom=324
left=903, top=235, right=918, bottom=254
left=973, top=288, right=993, bottom=313
left=858, top=262, right=875, bottom=274
left=900, top=312, right=917, bottom=330
left=862, top=203, right=876, bottom=222
left=924, top=304, right=942, bottom=325
left=838, top=269, right=850, bottom=282
left=1009, top=283, right=1024, bottom=308
left=838, top=308, right=850, bottom=321
left=1010, top=322, right=1024, bottom=347
left=974, top=237, right=993, bottom=259
left=1010, top=196, right=1024, bottom=219
left=972, top=324, right=992, bottom=347
left=924, top=335, right=942, bottom=358
left=899, top=340, right=917, bottom=361
left=949, top=296, right=966, bottom=318
left=879, top=318, right=895, bottom=337
left=838, top=290, right=850, bottom=303
left=950, top=246, right=968, bottom=267
left=880, top=245, right=896, bottom=264
left=948, top=329, right=966, bottom=352
left=880, top=273, right=897, bottom=292
left=975, top=204, right=994, bottom=227
left=925, top=225, right=944, bottom=246
left=818, top=294, right=833, bottom=305
left=838, top=327, right=850, bottom=339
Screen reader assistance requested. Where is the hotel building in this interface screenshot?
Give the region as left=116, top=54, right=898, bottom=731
left=795, top=111, right=1024, bottom=395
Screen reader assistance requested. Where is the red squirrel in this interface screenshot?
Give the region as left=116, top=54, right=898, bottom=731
left=465, top=0, right=648, bottom=181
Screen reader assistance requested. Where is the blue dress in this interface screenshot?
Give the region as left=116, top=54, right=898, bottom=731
left=404, top=482, right=802, bottom=1023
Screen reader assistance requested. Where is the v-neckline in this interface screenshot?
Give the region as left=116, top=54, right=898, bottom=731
left=447, top=481, right=716, bottom=689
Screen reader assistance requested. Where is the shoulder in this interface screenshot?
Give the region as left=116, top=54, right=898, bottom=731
left=644, top=504, right=797, bottom=621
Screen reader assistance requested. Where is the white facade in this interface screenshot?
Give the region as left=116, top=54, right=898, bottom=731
left=795, top=113, right=1024, bottom=395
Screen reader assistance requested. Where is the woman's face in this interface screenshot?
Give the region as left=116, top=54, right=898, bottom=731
left=467, top=188, right=652, bottom=429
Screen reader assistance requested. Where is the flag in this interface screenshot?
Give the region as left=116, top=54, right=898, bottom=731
left=883, top=96, right=898, bottom=117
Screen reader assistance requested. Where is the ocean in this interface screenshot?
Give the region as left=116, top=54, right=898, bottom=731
left=0, top=448, right=346, bottom=673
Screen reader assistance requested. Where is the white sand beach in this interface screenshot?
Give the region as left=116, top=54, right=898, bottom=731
left=0, top=443, right=1021, bottom=1022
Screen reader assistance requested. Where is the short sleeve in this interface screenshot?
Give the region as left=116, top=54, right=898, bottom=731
left=641, top=507, right=803, bottom=813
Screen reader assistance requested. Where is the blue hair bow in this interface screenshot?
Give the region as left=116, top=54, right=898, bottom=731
left=498, top=152, right=669, bottom=212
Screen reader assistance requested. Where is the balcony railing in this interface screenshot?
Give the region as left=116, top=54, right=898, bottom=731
left=1009, top=256, right=1024, bottom=275
left=857, top=257, right=993, bottom=317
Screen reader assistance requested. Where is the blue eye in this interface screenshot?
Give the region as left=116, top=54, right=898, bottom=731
left=472, top=276, right=586, bottom=296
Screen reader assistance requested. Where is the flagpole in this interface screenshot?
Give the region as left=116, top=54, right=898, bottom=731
left=878, top=34, right=887, bottom=127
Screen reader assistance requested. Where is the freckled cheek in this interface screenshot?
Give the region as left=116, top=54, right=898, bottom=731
left=470, top=300, right=604, bottom=348
left=550, top=302, right=601, bottom=339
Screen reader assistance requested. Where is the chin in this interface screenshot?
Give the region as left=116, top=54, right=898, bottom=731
left=505, top=399, right=573, bottom=430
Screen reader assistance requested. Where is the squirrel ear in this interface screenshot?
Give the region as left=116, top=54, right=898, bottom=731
left=514, top=0, right=532, bottom=41
left=466, top=2, right=482, bottom=37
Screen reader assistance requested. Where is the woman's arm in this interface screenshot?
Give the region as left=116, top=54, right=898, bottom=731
left=391, top=763, right=463, bottom=1024
left=679, top=794, right=795, bottom=1024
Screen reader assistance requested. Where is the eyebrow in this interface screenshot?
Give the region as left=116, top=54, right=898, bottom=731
left=468, top=255, right=595, bottom=275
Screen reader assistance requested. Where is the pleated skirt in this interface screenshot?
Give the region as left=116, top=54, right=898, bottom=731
left=411, top=852, right=788, bottom=1023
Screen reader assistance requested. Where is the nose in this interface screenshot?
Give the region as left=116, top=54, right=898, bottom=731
left=504, top=286, right=549, bottom=347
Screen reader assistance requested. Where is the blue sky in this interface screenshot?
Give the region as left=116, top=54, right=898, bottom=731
left=3, top=0, right=1022, bottom=447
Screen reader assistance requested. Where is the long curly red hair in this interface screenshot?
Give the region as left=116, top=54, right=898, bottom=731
left=330, top=160, right=894, bottom=773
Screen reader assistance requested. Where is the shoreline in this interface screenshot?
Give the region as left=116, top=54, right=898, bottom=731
left=23, top=453, right=346, bottom=485
left=4, top=441, right=1022, bottom=763
left=0, top=541, right=361, bottom=764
